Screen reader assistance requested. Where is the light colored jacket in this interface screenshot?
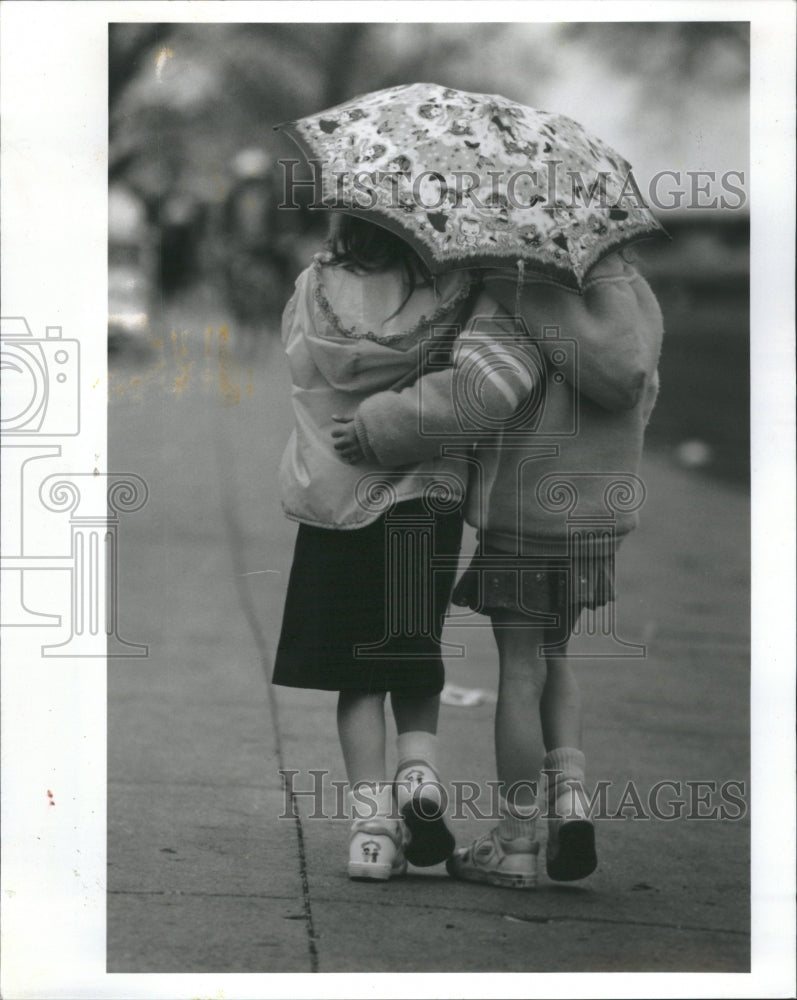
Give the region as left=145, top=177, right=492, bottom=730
left=279, top=255, right=486, bottom=528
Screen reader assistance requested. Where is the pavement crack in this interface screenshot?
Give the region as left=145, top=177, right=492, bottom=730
left=499, top=912, right=747, bottom=937
left=108, top=889, right=300, bottom=901
left=215, top=420, right=320, bottom=973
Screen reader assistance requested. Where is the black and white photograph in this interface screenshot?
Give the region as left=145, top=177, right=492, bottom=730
left=1, top=3, right=795, bottom=998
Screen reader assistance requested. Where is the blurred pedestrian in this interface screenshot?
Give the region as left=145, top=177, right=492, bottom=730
left=222, top=148, right=295, bottom=348
left=158, top=191, right=206, bottom=296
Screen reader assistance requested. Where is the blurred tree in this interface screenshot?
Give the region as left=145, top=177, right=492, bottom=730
left=108, top=21, right=523, bottom=202
left=109, top=23, right=172, bottom=105
left=109, top=24, right=174, bottom=183
left=109, top=20, right=748, bottom=201
left=560, top=22, right=749, bottom=90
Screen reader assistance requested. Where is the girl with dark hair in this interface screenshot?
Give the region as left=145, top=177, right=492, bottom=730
left=273, top=212, right=521, bottom=881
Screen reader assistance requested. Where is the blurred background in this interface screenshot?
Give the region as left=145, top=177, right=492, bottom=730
left=108, top=21, right=749, bottom=487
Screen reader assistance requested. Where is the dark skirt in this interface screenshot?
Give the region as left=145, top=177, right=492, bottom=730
left=451, top=538, right=615, bottom=621
left=273, top=498, right=464, bottom=694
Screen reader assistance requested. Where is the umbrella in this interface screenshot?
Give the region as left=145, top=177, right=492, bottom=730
left=276, top=82, right=666, bottom=290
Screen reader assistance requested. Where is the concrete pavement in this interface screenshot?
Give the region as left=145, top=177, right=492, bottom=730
left=107, top=323, right=749, bottom=974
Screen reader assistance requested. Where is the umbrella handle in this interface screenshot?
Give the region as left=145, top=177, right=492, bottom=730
left=514, top=259, right=525, bottom=320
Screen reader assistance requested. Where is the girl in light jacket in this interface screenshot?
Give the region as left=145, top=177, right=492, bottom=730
left=274, top=213, right=521, bottom=881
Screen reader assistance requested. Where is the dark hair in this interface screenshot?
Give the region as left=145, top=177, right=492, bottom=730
left=325, top=213, right=432, bottom=316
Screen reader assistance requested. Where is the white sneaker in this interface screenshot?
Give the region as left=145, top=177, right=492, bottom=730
left=446, top=828, right=539, bottom=889
left=348, top=817, right=408, bottom=881
left=393, top=760, right=454, bottom=867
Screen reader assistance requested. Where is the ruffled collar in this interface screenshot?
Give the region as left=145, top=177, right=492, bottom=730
left=312, top=255, right=477, bottom=349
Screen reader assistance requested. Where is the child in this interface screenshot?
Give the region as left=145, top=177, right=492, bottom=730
left=334, top=250, right=663, bottom=888
left=274, top=212, right=517, bottom=880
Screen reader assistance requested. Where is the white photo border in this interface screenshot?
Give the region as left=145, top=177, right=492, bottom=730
left=1, top=2, right=794, bottom=998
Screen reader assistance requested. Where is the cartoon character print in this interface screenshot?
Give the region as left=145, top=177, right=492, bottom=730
left=547, top=201, right=580, bottom=232
left=428, top=187, right=466, bottom=233
left=416, top=171, right=448, bottom=210
left=297, top=85, right=655, bottom=270
left=585, top=213, right=609, bottom=239
left=541, top=200, right=588, bottom=260
left=570, top=220, right=600, bottom=258
left=508, top=171, right=546, bottom=209
left=356, top=139, right=401, bottom=187
left=417, top=102, right=445, bottom=122
left=418, top=173, right=454, bottom=233
left=387, top=154, right=412, bottom=174
left=327, top=141, right=360, bottom=195
left=381, top=154, right=415, bottom=212
left=482, top=192, right=512, bottom=232
left=359, top=141, right=388, bottom=164
left=449, top=117, right=475, bottom=137
left=360, top=840, right=381, bottom=863
left=504, top=136, right=539, bottom=159
left=517, top=223, right=544, bottom=249
left=328, top=138, right=398, bottom=204
left=457, top=216, right=482, bottom=247
left=414, top=98, right=477, bottom=140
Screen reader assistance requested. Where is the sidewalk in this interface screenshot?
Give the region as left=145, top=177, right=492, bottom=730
left=107, top=335, right=749, bottom=974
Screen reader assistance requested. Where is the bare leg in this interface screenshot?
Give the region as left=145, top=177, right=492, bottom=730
left=540, top=606, right=582, bottom=752
left=540, top=660, right=582, bottom=750
left=390, top=690, right=453, bottom=866
left=336, top=690, right=387, bottom=787
left=338, top=690, right=408, bottom=882
left=492, top=608, right=581, bottom=810
left=491, top=610, right=549, bottom=811
left=537, top=608, right=595, bottom=881
left=390, top=691, right=440, bottom=734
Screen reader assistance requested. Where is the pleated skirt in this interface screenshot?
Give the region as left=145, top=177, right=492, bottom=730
left=273, top=499, right=464, bottom=694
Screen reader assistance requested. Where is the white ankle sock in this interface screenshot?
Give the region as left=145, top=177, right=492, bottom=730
left=396, top=730, right=438, bottom=772
left=497, top=795, right=538, bottom=842
left=347, top=782, right=395, bottom=822
left=394, top=731, right=443, bottom=811
left=543, top=747, right=587, bottom=818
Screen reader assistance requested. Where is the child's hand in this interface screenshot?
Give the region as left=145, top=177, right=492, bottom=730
left=331, top=416, right=365, bottom=464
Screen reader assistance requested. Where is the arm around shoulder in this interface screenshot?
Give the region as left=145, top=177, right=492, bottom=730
left=354, top=369, right=460, bottom=467
left=353, top=299, right=540, bottom=466
left=485, top=255, right=664, bottom=412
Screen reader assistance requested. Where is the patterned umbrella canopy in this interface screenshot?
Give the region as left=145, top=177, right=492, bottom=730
left=276, top=82, right=666, bottom=289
